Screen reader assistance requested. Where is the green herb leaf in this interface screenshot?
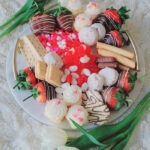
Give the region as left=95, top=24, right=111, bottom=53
left=70, top=119, right=107, bottom=148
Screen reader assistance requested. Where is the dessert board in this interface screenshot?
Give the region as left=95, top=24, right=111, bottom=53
left=6, top=26, right=145, bottom=130
left=6, top=2, right=146, bottom=130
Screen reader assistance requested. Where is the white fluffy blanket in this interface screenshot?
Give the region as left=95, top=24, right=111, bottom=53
left=0, top=0, right=150, bottom=149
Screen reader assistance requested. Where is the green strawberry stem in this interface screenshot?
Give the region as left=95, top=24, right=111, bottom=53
left=13, top=81, right=21, bottom=89
left=23, top=94, right=33, bottom=102
left=67, top=92, right=150, bottom=149
left=125, top=98, right=133, bottom=103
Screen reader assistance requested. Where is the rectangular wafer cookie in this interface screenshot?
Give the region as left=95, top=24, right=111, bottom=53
left=35, top=61, right=47, bottom=80
left=45, top=64, right=63, bottom=87
left=19, top=34, right=46, bottom=67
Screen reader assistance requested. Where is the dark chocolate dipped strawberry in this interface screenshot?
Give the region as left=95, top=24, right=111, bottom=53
left=102, top=87, right=131, bottom=110
left=52, top=5, right=73, bottom=32
left=102, top=30, right=126, bottom=47
left=29, top=14, right=56, bottom=36
left=13, top=68, right=36, bottom=90
left=117, top=71, right=146, bottom=92
left=23, top=82, right=46, bottom=103
left=93, top=6, right=130, bottom=32
left=57, top=14, right=74, bottom=32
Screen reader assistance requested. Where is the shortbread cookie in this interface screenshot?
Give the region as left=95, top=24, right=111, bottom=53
left=44, top=99, right=67, bottom=123
left=35, top=61, right=47, bottom=80
left=63, top=85, right=82, bottom=106
left=66, top=105, right=88, bottom=129
left=45, top=64, right=63, bottom=87
left=82, top=90, right=110, bottom=125
left=19, top=34, right=46, bottom=67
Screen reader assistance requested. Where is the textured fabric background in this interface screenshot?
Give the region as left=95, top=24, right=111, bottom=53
left=0, top=0, right=150, bottom=150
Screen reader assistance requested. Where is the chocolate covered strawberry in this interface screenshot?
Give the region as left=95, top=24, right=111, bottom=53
left=23, top=82, right=46, bottom=103
left=102, top=87, right=131, bottom=110
left=57, top=13, right=74, bottom=32
left=117, top=71, right=146, bottom=92
left=29, top=14, right=56, bottom=36
left=102, top=30, right=126, bottom=47
left=13, top=68, right=36, bottom=90
left=93, top=6, right=130, bottom=32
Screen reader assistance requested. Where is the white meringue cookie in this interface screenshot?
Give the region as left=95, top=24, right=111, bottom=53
left=79, top=27, right=99, bottom=46
left=66, top=105, right=88, bottom=129
left=44, top=99, right=67, bottom=123
left=44, top=52, right=63, bottom=69
left=91, top=23, right=106, bottom=41
left=87, top=73, right=104, bottom=91
left=85, top=2, right=101, bottom=19
left=63, top=85, right=82, bottom=106
left=74, top=14, right=92, bottom=32
left=99, top=67, right=119, bottom=86
left=67, top=0, right=83, bottom=16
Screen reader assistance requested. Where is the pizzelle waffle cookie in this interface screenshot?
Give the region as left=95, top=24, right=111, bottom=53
left=35, top=61, right=47, bottom=80
left=45, top=64, right=63, bottom=87
left=19, top=34, right=46, bottom=67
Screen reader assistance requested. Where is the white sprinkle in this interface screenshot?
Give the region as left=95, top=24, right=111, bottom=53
left=61, top=75, right=67, bottom=82
left=47, top=42, right=51, bottom=46
left=64, top=69, right=70, bottom=75
left=62, top=82, right=70, bottom=89
left=72, top=79, right=77, bottom=85
left=69, top=65, right=78, bottom=72
left=71, top=73, right=79, bottom=79
left=80, top=55, right=90, bottom=63
left=57, top=36, right=61, bottom=40
left=46, top=47, right=50, bottom=51
left=81, top=83, right=88, bottom=92
left=82, top=44, right=87, bottom=50
left=55, top=88, right=64, bottom=94
left=82, top=69, right=91, bottom=76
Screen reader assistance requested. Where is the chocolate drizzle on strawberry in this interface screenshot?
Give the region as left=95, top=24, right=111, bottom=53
left=93, top=13, right=118, bottom=33
left=93, top=6, right=130, bottom=32
left=29, top=14, right=56, bottom=36
left=57, top=14, right=74, bottom=32
left=102, top=30, right=127, bottom=47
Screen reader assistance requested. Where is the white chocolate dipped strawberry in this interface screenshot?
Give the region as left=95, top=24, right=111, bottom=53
left=66, top=105, right=88, bottom=129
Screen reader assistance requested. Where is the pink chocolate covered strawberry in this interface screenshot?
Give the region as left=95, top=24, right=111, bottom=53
left=93, top=6, right=130, bottom=32
left=102, top=87, right=131, bottom=110
left=29, top=14, right=56, bottom=36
